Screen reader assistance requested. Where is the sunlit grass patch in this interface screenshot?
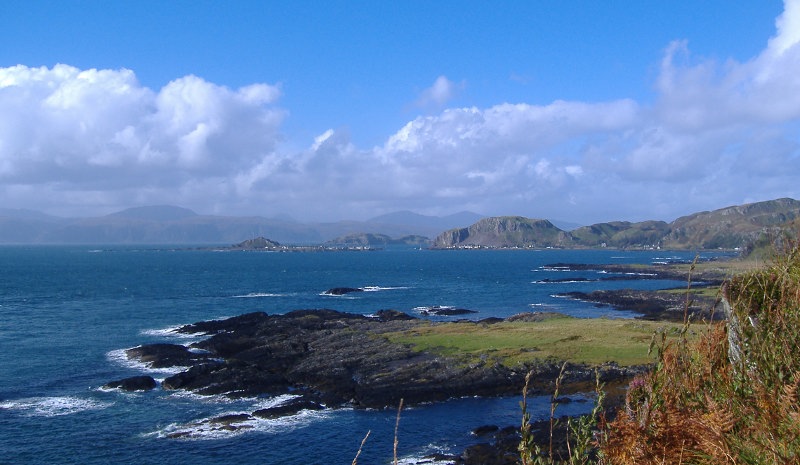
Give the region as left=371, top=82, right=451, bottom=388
left=384, top=316, right=689, bottom=367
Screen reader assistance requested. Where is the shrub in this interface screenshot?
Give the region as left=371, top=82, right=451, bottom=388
left=600, top=240, right=800, bottom=464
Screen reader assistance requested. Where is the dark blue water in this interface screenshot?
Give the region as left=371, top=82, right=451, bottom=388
left=0, top=246, right=726, bottom=464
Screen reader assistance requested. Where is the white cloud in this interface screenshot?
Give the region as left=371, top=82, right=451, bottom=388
left=0, top=64, right=284, bottom=214
left=1, top=2, right=800, bottom=224
left=415, top=75, right=462, bottom=109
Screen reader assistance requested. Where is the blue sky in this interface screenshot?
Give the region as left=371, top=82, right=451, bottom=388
left=0, top=1, right=798, bottom=224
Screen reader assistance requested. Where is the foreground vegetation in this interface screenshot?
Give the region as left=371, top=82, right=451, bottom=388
left=358, top=239, right=800, bottom=464
left=596, top=240, right=800, bottom=464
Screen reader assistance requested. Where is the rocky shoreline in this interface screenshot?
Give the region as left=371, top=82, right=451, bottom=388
left=102, top=259, right=729, bottom=461
left=543, top=261, right=725, bottom=321
left=106, top=309, right=643, bottom=436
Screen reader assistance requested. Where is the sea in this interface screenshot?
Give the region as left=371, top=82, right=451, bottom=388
left=0, top=245, right=730, bottom=464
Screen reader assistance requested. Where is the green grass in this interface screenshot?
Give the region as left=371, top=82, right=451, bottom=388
left=384, top=316, right=689, bottom=367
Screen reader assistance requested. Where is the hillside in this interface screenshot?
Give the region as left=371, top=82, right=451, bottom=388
left=324, top=233, right=430, bottom=247
left=432, top=216, right=570, bottom=248
left=432, top=198, right=800, bottom=250
left=663, top=197, right=800, bottom=249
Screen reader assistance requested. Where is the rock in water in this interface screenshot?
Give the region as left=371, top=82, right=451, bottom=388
left=103, top=375, right=157, bottom=391
left=323, top=287, right=363, bottom=295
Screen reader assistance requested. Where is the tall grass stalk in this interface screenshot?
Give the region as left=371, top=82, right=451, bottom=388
left=519, top=363, right=605, bottom=465
left=351, top=430, right=370, bottom=465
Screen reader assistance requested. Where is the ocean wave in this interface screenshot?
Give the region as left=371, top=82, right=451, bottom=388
left=149, top=404, right=333, bottom=440
left=140, top=326, right=198, bottom=339
left=0, top=396, right=113, bottom=417
left=397, top=443, right=456, bottom=465
left=361, top=286, right=409, bottom=292
left=231, top=292, right=285, bottom=298
left=537, top=266, right=574, bottom=272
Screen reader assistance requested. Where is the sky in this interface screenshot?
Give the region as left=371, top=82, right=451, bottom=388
left=0, top=0, right=798, bottom=225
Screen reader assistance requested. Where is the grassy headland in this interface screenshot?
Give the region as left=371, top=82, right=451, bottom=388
left=384, top=315, right=689, bottom=368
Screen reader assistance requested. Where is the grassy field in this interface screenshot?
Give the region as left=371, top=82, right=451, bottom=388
left=384, top=315, right=693, bottom=367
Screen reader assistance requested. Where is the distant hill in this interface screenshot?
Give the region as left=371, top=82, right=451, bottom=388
left=2, top=199, right=799, bottom=248
left=0, top=206, right=464, bottom=245
left=569, top=220, right=671, bottom=248
left=325, top=233, right=431, bottom=247
left=432, top=216, right=570, bottom=248
left=106, top=205, right=198, bottom=221
left=663, top=198, right=800, bottom=249
left=432, top=198, right=800, bottom=250
left=367, top=211, right=484, bottom=238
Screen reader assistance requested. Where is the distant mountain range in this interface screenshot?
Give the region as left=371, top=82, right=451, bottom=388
left=432, top=198, right=800, bottom=250
left=2, top=198, right=798, bottom=249
left=0, top=206, right=484, bottom=245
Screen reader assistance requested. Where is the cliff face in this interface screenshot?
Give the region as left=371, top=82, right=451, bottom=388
left=432, top=198, right=800, bottom=250
left=432, top=216, right=569, bottom=248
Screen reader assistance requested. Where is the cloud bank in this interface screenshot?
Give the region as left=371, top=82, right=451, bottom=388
left=1, top=2, right=799, bottom=223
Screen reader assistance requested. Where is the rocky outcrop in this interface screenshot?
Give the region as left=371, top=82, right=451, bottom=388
left=103, top=375, right=157, bottom=391
left=116, top=309, right=640, bottom=411
left=322, top=287, right=364, bottom=295
left=417, top=305, right=478, bottom=316
left=231, top=236, right=281, bottom=250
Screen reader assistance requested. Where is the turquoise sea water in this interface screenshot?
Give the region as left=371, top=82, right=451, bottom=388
left=0, top=246, right=727, bottom=464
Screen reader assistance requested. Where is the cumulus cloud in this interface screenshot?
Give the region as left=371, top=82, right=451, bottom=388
left=0, top=64, right=284, bottom=214
left=368, top=0, right=800, bottom=222
left=1, top=1, right=800, bottom=224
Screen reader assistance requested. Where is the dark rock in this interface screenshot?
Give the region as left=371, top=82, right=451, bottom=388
left=162, top=361, right=290, bottom=398
left=209, top=413, right=253, bottom=425
left=125, top=343, right=215, bottom=368
left=419, top=306, right=478, bottom=316
left=556, top=289, right=721, bottom=321
left=121, top=309, right=640, bottom=412
left=461, top=442, right=518, bottom=465
left=374, top=309, right=417, bottom=321
left=471, top=424, right=500, bottom=436
left=252, top=399, right=324, bottom=419
left=103, top=375, right=157, bottom=391
left=323, top=287, right=363, bottom=295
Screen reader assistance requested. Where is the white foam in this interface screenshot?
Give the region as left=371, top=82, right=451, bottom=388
left=251, top=393, right=300, bottom=410
left=0, top=396, right=113, bottom=417
left=361, top=286, right=409, bottom=292
left=150, top=404, right=333, bottom=440
left=396, top=444, right=455, bottom=465
left=140, top=326, right=199, bottom=339
left=231, top=292, right=285, bottom=298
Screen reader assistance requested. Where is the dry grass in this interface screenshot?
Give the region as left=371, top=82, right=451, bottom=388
left=600, top=239, right=800, bottom=464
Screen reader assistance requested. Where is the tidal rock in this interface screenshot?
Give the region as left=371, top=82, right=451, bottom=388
left=103, top=375, right=157, bottom=391
left=125, top=343, right=214, bottom=368
left=323, top=287, right=364, bottom=295
left=471, top=424, right=500, bottom=436
left=374, top=309, right=416, bottom=321
left=252, top=399, right=324, bottom=419
left=419, top=306, right=478, bottom=316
